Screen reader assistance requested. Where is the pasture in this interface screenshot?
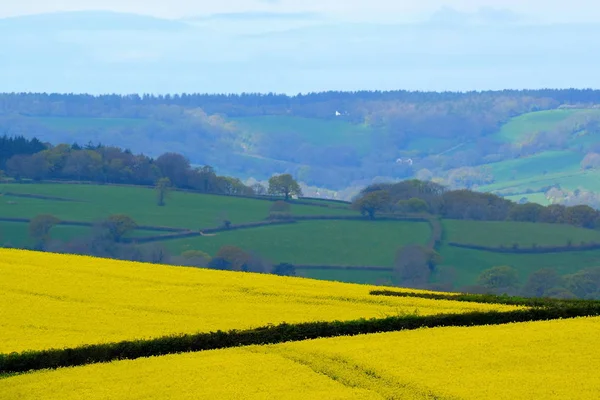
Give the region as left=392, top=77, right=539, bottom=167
left=232, top=115, right=373, bottom=152
left=161, top=220, right=430, bottom=267
left=443, top=220, right=600, bottom=248
left=493, top=108, right=600, bottom=143
left=0, top=183, right=354, bottom=229
left=437, top=244, right=600, bottom=287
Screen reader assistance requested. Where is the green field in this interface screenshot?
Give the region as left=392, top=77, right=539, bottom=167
left=0, top=184, right=354, bottom=229
left=3, top=182, right=600, bottom=288
left=443, top=220, right=600, bottom=247
left=503, top=192, right=550, bottom=205
left=232, top=116, right=373, bottom=152
left=437, top=244, right=600, bottom=287
left=0, top=221, right=91, bottom=248
left=493, top=109, right=600, bottom=143
left=0, top=221, right=156, bottom=248
left=484, top=151, right=582, bottom=183
left=479, top=109, right=600, bottom=200
left=27, top=116, right=149, bottom=131
left=161, top=220, right=430, bottom=267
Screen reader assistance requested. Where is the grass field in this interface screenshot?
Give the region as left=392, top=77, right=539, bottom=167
left=161, top=220, right=430, bottom=266
left=443, top=220, right=600, bottom=247
left=3, top=316, right=598, bottom=399
left=0, top=183, right=354, bottom=229
left=0, top=221, right=158, bottom=248
left=437, top=244, right=600, bottom=287
left=503, top=192, right=550, bottom=205
left=0, top=249, right=514, bottom=354
left=484, top=151, right=582, bottom=184
left=493, top=109, right=600, bottom=143
left=232, top=116, right=373, bottom=153
left=27, top=116, right=149, bottom=131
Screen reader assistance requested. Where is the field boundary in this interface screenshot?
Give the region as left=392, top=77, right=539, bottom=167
left=1, top=192, right=80, bottom=202
left=448, top=241, right=600, bottom=254
left=2, top=292, right=599, bottom=374
left=1, top=181, right=348, bottom=207
left=0, top=217, right=188, bottom=233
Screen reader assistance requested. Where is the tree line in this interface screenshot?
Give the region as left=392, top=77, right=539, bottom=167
left=351, top=179, right=600, bottom=229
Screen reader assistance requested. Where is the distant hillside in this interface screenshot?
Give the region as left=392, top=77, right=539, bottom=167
left=4, top=90, right=600, bottom=205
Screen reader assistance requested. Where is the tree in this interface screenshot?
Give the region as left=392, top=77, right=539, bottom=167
left=29, top=214, right=60, bottom=248
left=251, top=183, right=267, bottom=196
left=564, top=267, right=600, bottom=299
left=394, top=245, right=441, bottom=287
left=580, top=152, right=600, bottom=170
left=521, top=268, right=564, bottom=298
left=396, top=197, right=429, bottom=214
left=216, top=245, right=251, bottom=270
left=477, top=266, right=520, bottom=293
left=154, top=153, right=190, bottom=187
left=102, top=214, right=137, bottom=242
left=272, top=263, right=296, bottom=276
left=268, top=174, right=302, bottom=200
left=507, top=203, right=545, bottom=223
left=155, top=177, right=172, bottom=206
left=352, top=190, right=391, bottom=219
left=207, top=257, right=232, bottom=270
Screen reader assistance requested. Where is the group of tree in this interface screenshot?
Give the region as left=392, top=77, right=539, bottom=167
left=464, top=265, right=600, bottom=300
left=0, top=138, right=305, bottom=203
left=352, top=179, right=600, bottom=229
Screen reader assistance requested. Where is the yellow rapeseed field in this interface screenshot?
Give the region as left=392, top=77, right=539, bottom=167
left=2, top=317, right=598, bottom=399
left=0, top=249, right=517, bottom=354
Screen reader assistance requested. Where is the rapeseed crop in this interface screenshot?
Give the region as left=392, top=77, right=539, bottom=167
left=265, top=316, right=600, bottom=399
left=2, top=317, right=597, bottom=399
left=0, top=249, right=517, bottom=354
left=0, top=349, right=380, bottom=400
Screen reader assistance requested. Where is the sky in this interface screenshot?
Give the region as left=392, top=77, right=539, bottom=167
left=1, top=0, right=600, bottom=23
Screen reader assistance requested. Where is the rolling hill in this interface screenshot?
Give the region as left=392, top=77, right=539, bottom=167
left=2, top=182, right=600, bottom=290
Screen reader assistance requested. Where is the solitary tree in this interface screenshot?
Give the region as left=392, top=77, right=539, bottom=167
left=102, top=214, right=137, bottom=242
left=155, top=177, right=172, bottom=206
left=394, top=245, right=441, bottom=287
left=352, top=190, right=391, bottom=219
left=268, top=174, right=302, bottom=200
left=29, top=214, right=60, bottom=248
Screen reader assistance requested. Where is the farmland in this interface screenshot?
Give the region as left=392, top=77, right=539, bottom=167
left=443, top=220, right=600, bottom=248
left=162, top=220, right=430, bottom=266
left=0, top=183, right=354, bottom=229
left=232, top=115, right=374, bottom=152
left=2, top=312, right=599, bottom=399
left=0, top=249, right=514, bottom=354
left=3, top=182, right=600, bottom=288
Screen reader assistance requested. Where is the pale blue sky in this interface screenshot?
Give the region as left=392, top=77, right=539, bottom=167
left=1, top=0, right=599, bottom=23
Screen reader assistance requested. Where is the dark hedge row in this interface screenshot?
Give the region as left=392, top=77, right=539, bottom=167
left=370, top=290, right=600, bottom=310
left=2, top=302, right=600, bottom=374
left=448, top=242, right=600, bottom=254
